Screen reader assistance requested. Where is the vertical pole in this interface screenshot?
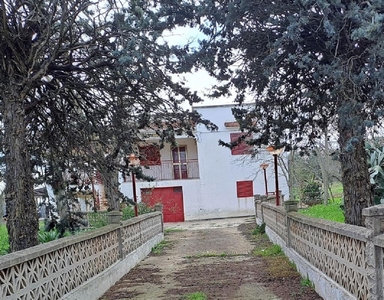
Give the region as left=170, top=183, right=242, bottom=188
left=132, top=173, right=138, bottom=217
left=274, top=154, right=280, bottom=206
left=263, top=168, right=268, bottom=196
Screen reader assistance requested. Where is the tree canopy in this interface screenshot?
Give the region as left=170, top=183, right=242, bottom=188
left=0, top=0, right=214, bottom=252
left=193, top=0, right=384, bottom=225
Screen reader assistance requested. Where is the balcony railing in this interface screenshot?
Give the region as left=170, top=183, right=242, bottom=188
left=125, top=159, right=199, bottom=181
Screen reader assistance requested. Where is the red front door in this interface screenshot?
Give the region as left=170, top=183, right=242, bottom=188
left=141, top=186, right=185, bottom=222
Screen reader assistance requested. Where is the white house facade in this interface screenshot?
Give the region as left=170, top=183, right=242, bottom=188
left=120, top=104, right=289, bottom=222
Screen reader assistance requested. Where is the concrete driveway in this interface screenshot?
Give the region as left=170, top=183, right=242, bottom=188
left=99, top=216, right=283, bottom=300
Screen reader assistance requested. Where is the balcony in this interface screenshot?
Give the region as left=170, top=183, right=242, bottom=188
left=125, top=159, right=199, bottom=182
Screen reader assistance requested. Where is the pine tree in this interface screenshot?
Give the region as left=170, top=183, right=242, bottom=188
left=0, top=0, right=214, bottom=252
left=193, top=0, right=384, bottom=225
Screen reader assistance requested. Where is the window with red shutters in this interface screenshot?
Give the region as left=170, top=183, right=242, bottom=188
left=236, top=181, right=254, bottom=198
left=230, top=132, right=252, bottom=155
left=139, top=145, right=161, bottom=166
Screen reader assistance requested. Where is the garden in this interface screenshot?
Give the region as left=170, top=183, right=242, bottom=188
left=298, top=182, right=344, bottom=223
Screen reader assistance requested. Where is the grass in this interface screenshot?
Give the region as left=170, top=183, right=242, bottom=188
left=183, top=292, right=207, bottom=300
left=301, top=276, right=313, bottom=288
left=252, top=223, right=266, bottom=235
left=299, top=198, right=344, bottom=223
left=251, top=227, right=300, bottom=280
left=164, top=228, right=184, bottom=234
left=0, top=224, right=9, bottom=255
left=251, top=225, right=318, bottom=299
left=295, top=181, right=345, bottom=223
left=151, top=240, right=172, bottom=255
left=253, top=244, right=283, bottom=257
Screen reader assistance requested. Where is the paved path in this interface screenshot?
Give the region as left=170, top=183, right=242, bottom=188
left=99, top=217, right=282, bottom=300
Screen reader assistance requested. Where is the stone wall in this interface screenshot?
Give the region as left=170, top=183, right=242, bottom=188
left=255, top=199, right=384, bottom=300
left=0, top=211, right=163, bottom=300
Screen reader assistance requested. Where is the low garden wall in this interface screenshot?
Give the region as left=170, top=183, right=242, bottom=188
left=0, top=211, right=164, bottom=300
left=255, top=198, right=384, bottom=300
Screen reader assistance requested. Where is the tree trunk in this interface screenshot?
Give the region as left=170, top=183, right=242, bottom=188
left=0, top=192, right=5, bottom=225
left=3, top=94, right=39, bottom=252
left=287, top=151, right=295, bottom=201
left=338, top=103, right=373, bottom=226
left=51, top=167, right=70, bottom=223
left=315, top=128, right=331, bottom=205
left=315, top=150, right=329, bottom=205
left=101, top=165, right=120, bottom=211
left=54, top=188, right=70, bottom=224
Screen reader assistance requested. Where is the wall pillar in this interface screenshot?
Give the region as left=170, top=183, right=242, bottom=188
left=260, top=195, right=268, bottom=224
left=363, top=205, right=384, bottom=300
left=107, top=211, right=122, bottom=224
left=254, top=195, right=261, bottom=219
left=284, top=200, right=298, bottom=248
left=284, top=200, right=298, bottom=213
left=106, top=211, right=123, bottom=259
left=154, top=204, right=164, bottom=233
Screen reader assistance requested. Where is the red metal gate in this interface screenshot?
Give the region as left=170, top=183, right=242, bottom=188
left=141, top=186, right=185, bottom=222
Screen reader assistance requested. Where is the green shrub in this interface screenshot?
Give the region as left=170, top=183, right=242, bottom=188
left=122, top=203, right=154, bottom=221
left=301, top=179, right=323, bottom=206
left=138, top=202, right=155, bottom=214
left=367, top=143, right=384, bottom=204
left=87, top=212, right=108, bottom=228
left=252, top=223, right=266, bottom=235
left=38, top=227, right=71, bottom=243
left=122, top=206, right=135, bottom=220
left=38, top=230, right=61, bottom=243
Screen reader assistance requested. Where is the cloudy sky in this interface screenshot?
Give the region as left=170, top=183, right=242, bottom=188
left=163, top=26, right=235, bottom=108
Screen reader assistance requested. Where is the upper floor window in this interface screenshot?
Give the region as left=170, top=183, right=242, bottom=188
left=230, top=132, right=252, bottom=155
left=172, top=146, right=188, bottom=179
left=139, top=145, right=161, bottom=166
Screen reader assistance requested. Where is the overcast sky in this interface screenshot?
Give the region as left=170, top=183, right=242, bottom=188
left=163, top=26, right=235, bottom=109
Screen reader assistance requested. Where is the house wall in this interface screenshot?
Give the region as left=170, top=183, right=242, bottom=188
left=119, top=131, right=212, bottom=220
left=193, top=104, right=289, bottom=219
left=120, top=104, right=289, bottom=221
left=120, top=136, right=203, bottom=220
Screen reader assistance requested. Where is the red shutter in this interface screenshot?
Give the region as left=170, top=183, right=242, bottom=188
left=230, top=132, right=251, bottom=155
left=236, top=181, right=253, bottom=198
left=139, top=145, right=161, bottom=166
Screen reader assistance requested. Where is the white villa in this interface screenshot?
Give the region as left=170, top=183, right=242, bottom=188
left=120, top=104, right=289, bottom=222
